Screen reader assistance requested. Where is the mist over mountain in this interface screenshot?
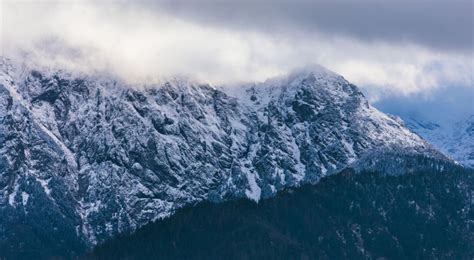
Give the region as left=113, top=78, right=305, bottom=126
left=373, top=85, right=474, bottom=168
left=0, top=58, right=457, bottom=258
left=402, top=116, right=474, bottom=168
left=1, top=0, right=472, bottom=258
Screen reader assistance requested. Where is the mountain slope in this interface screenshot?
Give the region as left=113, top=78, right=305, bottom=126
left=91, top=159, right=473, bottom=259
left=0, top=59, right=444, bottom=255
left=404, top=116, right=474, bottom=168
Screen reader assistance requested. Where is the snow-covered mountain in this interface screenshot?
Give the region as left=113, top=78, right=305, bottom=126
left=0, top=59, right=445, bottom=251
left=404, top=116, right=474, bottom=168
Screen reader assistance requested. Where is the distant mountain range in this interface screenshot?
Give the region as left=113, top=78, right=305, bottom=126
left=0, top=58, right=464, bottom=258
left=403, top=116, right=474, bottom=168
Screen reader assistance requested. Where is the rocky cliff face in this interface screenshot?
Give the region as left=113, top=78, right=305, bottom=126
left=0, top=59, right=443, bottom=251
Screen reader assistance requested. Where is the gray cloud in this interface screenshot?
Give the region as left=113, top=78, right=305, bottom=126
left=153, top=0, right=473, bottom=53
left=374, top=84, right=474, bottom=125
left=1, top=0, right=472, bottom=99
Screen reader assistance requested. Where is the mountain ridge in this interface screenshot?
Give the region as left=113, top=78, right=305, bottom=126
left=402, top=116, right=474, bottom=168
left=0, top=58, right=448, bottom=252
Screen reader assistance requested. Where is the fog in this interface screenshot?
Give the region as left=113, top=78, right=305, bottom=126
left=1, top=0, right=472, bottom=106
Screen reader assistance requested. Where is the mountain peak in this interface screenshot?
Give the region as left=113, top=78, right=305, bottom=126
left=0, top=62, right=445, bottom=250
left=289, top=63, right=340, bottom=79
left=258, top=63, right=344, bottom=89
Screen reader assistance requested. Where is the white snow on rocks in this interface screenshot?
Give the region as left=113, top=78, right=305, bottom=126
left=0, top=58, right=448, bottom=246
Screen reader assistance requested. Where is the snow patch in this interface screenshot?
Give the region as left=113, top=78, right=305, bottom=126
left=244, top=170, right=261, bottom=202
left=342, top=138, right=356, bottom=163
left=38, top=178, right=52, bottom=195
left=8, top=184, right=19, bottom=207
left=21, top=192, right=29, bottom=206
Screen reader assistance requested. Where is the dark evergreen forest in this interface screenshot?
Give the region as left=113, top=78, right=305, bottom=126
left=91, top=163, right=473, bottom=259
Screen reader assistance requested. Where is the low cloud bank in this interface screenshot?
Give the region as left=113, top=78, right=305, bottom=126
left=1, top=0, right=472, bottom=102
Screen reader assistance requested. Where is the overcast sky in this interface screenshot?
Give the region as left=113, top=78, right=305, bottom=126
left=1, top=0, right=473, bottom=121
left=154, top=0, right=473, bottom=52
